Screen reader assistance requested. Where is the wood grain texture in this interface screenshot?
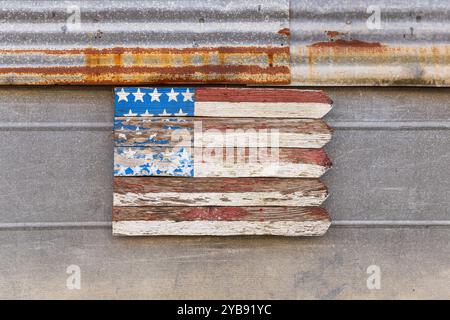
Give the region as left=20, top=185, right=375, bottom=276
left=113, top=177, right=328, bottom=207
left=114, top=117, right=332, bottom=148
left=112, top=207, right=331, bottom=236
left=195, top=88, right=333, bottom=104
left=113, top=206, right=330, bottom=222
left=195, top=87, right=332, bottom=119
left=112, top=87, right=333, bottom=236
left=114, top=147, right=331, bottom=177
left=114, top=87, right=332, bottom=119
left=194, top=102, right=331, bottom=119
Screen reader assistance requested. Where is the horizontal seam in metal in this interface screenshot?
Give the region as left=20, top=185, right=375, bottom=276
left=0, top=221, right=449, bottom=230
left=332, top=220, right=450, bottom=227
left=2, top=121, right=450, bottom=131
left=327, top=121, right=450, bottom=130
left=0, top=122, right=112, bottom=131
left=0, top=222, right=112, bottom=230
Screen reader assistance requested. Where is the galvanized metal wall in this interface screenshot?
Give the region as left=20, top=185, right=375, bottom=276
left=0, top=0, right=449, bottom=299
left=1, top=86, right=449, bottom=299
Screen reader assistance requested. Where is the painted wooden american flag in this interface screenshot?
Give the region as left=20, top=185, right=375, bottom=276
left=113, top=87, right=333, bottom=236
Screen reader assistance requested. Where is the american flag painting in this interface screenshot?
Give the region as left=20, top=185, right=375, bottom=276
left=113, top=87, right=333, bottom=236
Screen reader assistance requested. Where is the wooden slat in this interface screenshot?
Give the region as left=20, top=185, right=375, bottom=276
left=114, top=117, right=332, bottom=148
left=194, top=87, right=332, bottom=118
left=195, top=88, right=333, bottom=104
left=113, top=177, right=328, bottom=207
left=113, top=147, right=331, bottom=177
left=112, top=207, right=331, bottom=236
left=114, top=87, right=333, bottom=119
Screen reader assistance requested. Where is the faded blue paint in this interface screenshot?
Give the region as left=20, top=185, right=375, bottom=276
left=114, top=118, right=194, bottom=147
left=114, top=147, right=194, bottom=177
left=114, top=87, right=195, bottom=117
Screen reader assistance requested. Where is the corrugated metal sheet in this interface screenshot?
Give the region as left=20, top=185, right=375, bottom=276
left=290, top=0, right=450, bottom=86
left=0, top=0, right=290, bottom=84
left=2, top=0, right=450, bottom=86
left=1, top=86, right=450, bottom=298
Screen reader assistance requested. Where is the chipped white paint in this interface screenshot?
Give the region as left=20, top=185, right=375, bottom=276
left=113, top=191, right=328, bottom=207
left=195, top=102, right=332, bottom=118
left=195, top=163, right=328, bottom=178
left=195, top=132, right=331, bottom=148
left=112, top=220, right=331, bottom=236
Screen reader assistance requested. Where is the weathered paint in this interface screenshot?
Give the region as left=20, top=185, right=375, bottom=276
left=112, top=85, right=333, bottom=236
left=113, top=177, right=328, bottom=207
left=115, top=87, right=195, bottom=117
left=115, top=87, right=333, bottom=118
left=114, top=146, right=194, bottom=177
left=114, top=117, right=332, bottom=148
left=114, top=147, right=331, bottom=177
left=113, top=206, right=329, bottom=222
left=112, top=219, right=330, bottom=236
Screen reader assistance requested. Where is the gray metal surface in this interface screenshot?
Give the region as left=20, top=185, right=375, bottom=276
left=0, top=86, right=449, bottom=298
left=0, top=227, right=448, bottom=299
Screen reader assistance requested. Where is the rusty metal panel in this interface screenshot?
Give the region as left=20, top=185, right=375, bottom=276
left=0, top=0, right=290, bottom=85
left=290, top=0, right=450, bottom=86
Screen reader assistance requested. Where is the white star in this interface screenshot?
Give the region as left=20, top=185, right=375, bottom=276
left=135, top=126, right=142, bottom=135
left=132, top=88, right=145, bottom=102
left=182, top=88, right=194, bottom=102
left=124, top=109, right=137, bottom=117
left=149, top=88, right=162, bottom=102
left=123, top=148, right=136, bottom=159
left=158, top=109, right=172, bottom=116
left=118, top=133, right=127, bottom=140
left=174, top=108, right=188, bottom=116
left=166, top=88, right=179, bottom=102
left=132, top=166, right=142, bottom=175
left=116, top=88, right=130, bottom=102
left=116, top=165, right=127, bottom=175
left=141, top=109, right=154, bottom=117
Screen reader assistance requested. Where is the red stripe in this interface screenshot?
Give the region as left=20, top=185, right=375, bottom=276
left=196, top=88, right=333, bottom=104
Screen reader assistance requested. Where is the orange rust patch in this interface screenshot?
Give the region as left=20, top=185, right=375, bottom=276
left=325, top=31, right=345, bottom=39
left=277, top=28, right=290, bottom=37
left=0, top=46, right=291, bottom=85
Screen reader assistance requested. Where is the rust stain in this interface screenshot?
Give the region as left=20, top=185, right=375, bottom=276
left=268, top=52, right=274, bottom=68
left=325, top=30, right=345, bottom=39
left=309, top=39, right=385, bottom=48
left=277, top=28, right=290, bottom=37
left=0, top=46, right=291, bottom=85
left=295, top=43, right=450, bottom=86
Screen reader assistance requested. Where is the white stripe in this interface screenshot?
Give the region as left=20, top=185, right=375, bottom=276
left=194, top=132, right=331, bottom=148
left=113, top=220, right=330, bottom=236
left=195, top=102, right=332, bottom=118
left=194, top=163, right=328, bottom=178
left=113, top=191, right=327, bottom=207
